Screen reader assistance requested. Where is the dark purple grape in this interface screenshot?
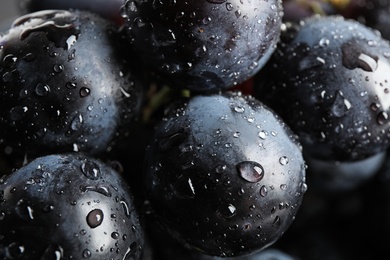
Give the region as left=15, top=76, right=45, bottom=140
left=144, top=91, right=307, bottom=257
left=254, top=15, right=390, bottom=162
left=121, top=0, right=283, bottom=92
left=0, top=153, right=145, bottom=259
left=0, top=10, right=146, bottom=163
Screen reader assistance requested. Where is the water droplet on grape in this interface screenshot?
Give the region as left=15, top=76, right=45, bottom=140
left=81, top=160, right=101, bottom=180
left=86, top=209, right=104, bottom=228
left=259, top=185, right=268, bottom=197
left=217, top=203, right=236, bottom=219
left=82, top=248, right=91, bottom=258
left=377, top=111, right=389, bottom=125
left=258, top=130, right=268, bottom=140
left=41, top=244, right=63, bottom=260
left=79, top=87, right=90, bottom=97
left=66, top=82, right=77, bottom=89
left=111, top=232, right=120, bottom=239
left=35, top=83, right=51, bottom=97
left=70, top=114, right=83, bottom=131
left=237, top=161, right=264, bottom=183
left=342, top=41, right=378, bottom=72
left=6, top=242, right=25, bottom=258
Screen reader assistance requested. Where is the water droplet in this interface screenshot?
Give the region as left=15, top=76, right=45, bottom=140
left=6, top=242, right=25, bottom=258
left=41, top=244, right=63, bottom=260
left=86, top=209, right=104, bottom=228
left=249, top=61, right=258, bottom=70
left=280, top=184, right=287, bottom=190
left=202, top=17, right=211, bottom=25
left=235, top=10, right=241, bottom=18
left=217, top=203, right=236, bottom=219
left=66, top=82, right=77, bottom=89
left=258, top=130, right=268, bottom=140
left=35, top=83, right=51, bottom=96
left=377, top=111, right=389, bottom=125
left=53, top=64, right=64, bottom=73
left=237, top=161, right=264, bottom=183
left=215, top=165, right=227, bottom=173
left=79, top=87, right=90, bottom=97
left=357, top=53, right=378, bottom=71
left=279, top=156, right=289, bottom=165
left=111, top=232, right=120, bottom=239
left=226, top=2, right=233, bottom=11
left=234, top=106, right=245, bottom=113
left=68, top=49, right=76, bottom=60
left=319, top=38, right=330, bottom=47
left=233, top=131, right=241, bottom=138
left=371, top=103, right=380, bottom=113
left=259, top=185, right=268, bottom=197
left=66, top=35, right=77, bottom=49
left=342, top=41, right=378, bottom=72
left=2, top=54, right=17, bottom=67
left=195, top=45, right=207, bottom=57
left=301, top=182, right=308, bottom=193
left=330, top=90, right=352, bottom=117
left=367, top=40, right=377, bottom=46
left=70, top=114, right=83, bottom=131
left=82, top=249, right=91, bottom=258
left=16, top=199, right=34, bottom=221
left=81, top=160, right=101, bottom=180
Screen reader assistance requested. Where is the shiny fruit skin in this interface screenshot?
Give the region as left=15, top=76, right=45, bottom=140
left=254, top=15, right=390, bottom=162
left=144, top=91, right=307, bottom=257
left=0, top=10, right=145, bottom=161
left=122, top=0, right=283, bottom=92
left=0, top=153, right=145, bottom=260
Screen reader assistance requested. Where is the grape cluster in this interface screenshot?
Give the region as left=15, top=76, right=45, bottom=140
left=0, top=0, right=389, bottom=259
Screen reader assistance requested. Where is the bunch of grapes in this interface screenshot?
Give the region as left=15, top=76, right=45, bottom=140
left=0, top=0, right=389, bottom=259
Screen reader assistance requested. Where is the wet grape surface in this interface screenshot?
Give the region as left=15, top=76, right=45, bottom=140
left=1, top=0, right=390, bottom=260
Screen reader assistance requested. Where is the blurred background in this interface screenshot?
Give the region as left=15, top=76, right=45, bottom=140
left=0, top=0, right=19, bottom=25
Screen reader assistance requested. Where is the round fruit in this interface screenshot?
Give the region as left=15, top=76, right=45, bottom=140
left=121, top=0, right=283, bottom=91
left=0, top=153, right=145, bottom=259
left=0, top=10, right=145, bottom=162
left=144, top=91, right=307, bottom=257
left=254, top=15, right=390, bottom=162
